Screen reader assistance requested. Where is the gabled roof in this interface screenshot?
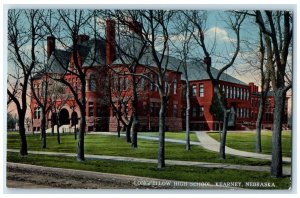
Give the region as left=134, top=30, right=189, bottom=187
left=47, top=49, right=70, bottom=74
left=46, top=38, right=106, bottom=74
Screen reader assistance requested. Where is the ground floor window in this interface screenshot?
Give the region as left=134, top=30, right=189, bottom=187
left=88, top=102, right=94, bottom=117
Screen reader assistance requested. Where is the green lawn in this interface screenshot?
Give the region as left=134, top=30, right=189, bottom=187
left=7, top=152, right=291, bottom=189
left=208, top=130, right=292, bottom=157
left=139, top=131, right=198, bottom=142
left=7, top=133, right=275, bottom=166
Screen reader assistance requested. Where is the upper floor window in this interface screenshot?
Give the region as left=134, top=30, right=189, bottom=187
left=34, top=106, right=41, bottom=119
left=237, top=87, right=240, bottom=99
left=173, top=78, right=177, bottom=95
left=192, top=85, right=196, bottom=97
left=199, top=84, right=204, bottom=97
left=124, top=77, right=129, bottom=90
left=229, top=86, right=232, bottom=98
left=233, top=87, right=236, bottom=99
left=226, top=86, right=229, bottom=98
left=90, top=75, right=96, bottom=92
left=113, top=73, right=117, bottom=90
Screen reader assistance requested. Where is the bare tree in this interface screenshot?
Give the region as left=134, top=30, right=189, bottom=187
left=7, top=10, right=44, bottom=156
left=255, top=11, right=292, bottom=177
left=133, top=10, right=175, bottom=168
left=188, top=11, right=246, bottom=159
left=43, top=9, right=97, bottom=161
left=170, top=11, right=195, bottom=150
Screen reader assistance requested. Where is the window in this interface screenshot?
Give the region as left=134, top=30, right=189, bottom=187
left=240, top=108, right=243, bottom=118
left=90, top=75, right=96, bottom=92
left=88, top=102, right=94, bottom=117
left=173, top=104, right=177, bottom=117
left=150, top=102, right=154, bottom=116
left=124, top=77, right=129, bottom=90
left=113, top=73, right=117, bottom=90
left=173, top=78, right=177, bottom=95
left=236, top=108, right=239, bottom=117
left=222, top=85, right=225, bottom=94
left=237, top=87, right=240, bottom=99
left=192, top=107, right=197, bottom=117
left=233, top=87, right=236, bottom=99
left=226, top=86, right=229, bottom=98
left=96, top=103, right=101, bottom=117
left=199, top=106, right=204, bottom=117
left=140, top=77, right=145, bottom=90
left=192, top=85, right=196, bottom=97
left=124, top=103, right=129, bottom=116
left=119, top=77, right=123, bottom=91
left=241, top=89, right=243, bottom=100
left=143, top=102, right=147, bottom=115
left=199, top=84, right=204, bottom=97
left=150, top=74, right=154, bottom=91
left=34, top=106, right=41, bottom=119
left=229, top=86, right=232, bottom=98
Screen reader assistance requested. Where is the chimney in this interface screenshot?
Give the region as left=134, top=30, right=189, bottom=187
left=77, top=34, right=90, bottom=44
left=47, top=36, right=55, bottom=60
left=105, top=20, right=116, bottom=65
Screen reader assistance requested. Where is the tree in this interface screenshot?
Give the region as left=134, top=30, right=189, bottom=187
left=43, top=9, right=97, bottom=161
left=170, top=11, right=195, bottom=150
left=30, top=73, right=52, bottom=148
left=136, top=10, right=175, bottom=168
left=7, top=112, right=17, bottom=131
left=188, top=11, right=246, bottom=159
left=255, top=11, right=292, bottom=177
left=209, top=93, right=225, bottom=134
left=7, top=10, right=44, bottom=156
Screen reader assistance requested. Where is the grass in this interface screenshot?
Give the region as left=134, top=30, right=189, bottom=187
left=208, top=130, right=292, bottom=157
left=7, top=152, right=291, bottom=189
left=139, top=131, right=199, bottom=142
left=7, top=133, right=277, bottom=166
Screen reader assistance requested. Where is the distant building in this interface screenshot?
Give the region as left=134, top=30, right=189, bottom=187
left=30, top=20, right=289, bottom=132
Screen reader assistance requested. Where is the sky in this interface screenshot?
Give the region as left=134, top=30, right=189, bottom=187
left=6, top=9, right=293, bottom=116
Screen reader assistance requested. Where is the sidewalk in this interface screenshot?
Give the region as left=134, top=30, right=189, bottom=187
left=195, top=132, right=291, bottom=163
left=7, top=149, right=291, bottom=175
left=91, top=131, right=291, bottom=163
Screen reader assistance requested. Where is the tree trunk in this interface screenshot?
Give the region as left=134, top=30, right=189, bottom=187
left=51, top=123, right=54, bottom=136
left=117, top=119, right=121, bottom=138
left=131, top=77, right=139, bottom=149
left=255, top=95, right=266, bottom=153
left=271, top=89, right=285, bottom=177
left=40, top=110, right=47, bottom=149
left=185, top=80, right=191, bottom=150
left=74, top=124, right=77, bottom=140
left=157, top=96, right=167, bottom=169
left=126, top=116, right=133, bottom=143
left=220, top=110, right=229, bottom=159
left=57, top=124, right=60, bottom=144
left=18, top=113, right=28, bottom=156
left=77, top=107, right=86, bottom=161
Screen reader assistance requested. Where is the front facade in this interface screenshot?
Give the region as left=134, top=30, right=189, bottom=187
left=30, top=20, right=288, bottom=133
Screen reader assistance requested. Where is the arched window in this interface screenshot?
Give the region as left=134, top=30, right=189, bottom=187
left=90, top=75, right=96, bottom=92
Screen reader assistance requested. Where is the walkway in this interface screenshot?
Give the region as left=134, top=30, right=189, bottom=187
left=91, top=131, right=291, bottom=163
left=195, top=132, right=291, bottom=163
left=7, top=149, right=291, bottom=175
